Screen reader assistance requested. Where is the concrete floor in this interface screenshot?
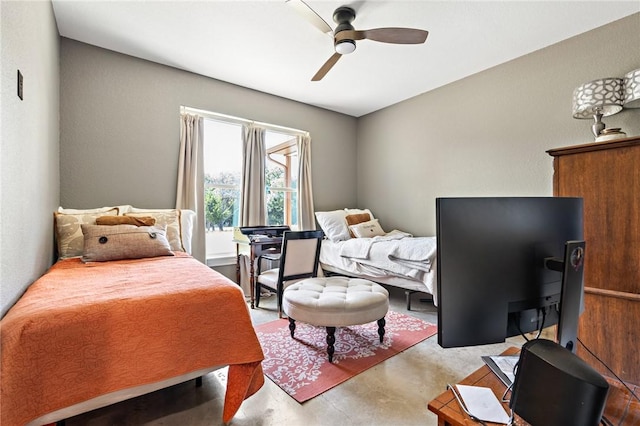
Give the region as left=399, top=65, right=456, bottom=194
left=65, top=286, right=524, bottom=426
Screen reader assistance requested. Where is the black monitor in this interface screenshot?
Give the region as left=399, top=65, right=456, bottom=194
left=436, top=197, right=585, bottom=351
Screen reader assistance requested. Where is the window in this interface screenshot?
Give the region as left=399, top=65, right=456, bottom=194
left=265, top=131, right=298, bottom=227
left=203, top=119, right=242, bottom=263
left=202, top=117, right=301, bottom=265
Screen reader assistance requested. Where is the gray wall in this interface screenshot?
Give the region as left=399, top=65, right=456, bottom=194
left=2, top=8, right=638, bottom=314
left=1, top=1, right=60, bottom=317
left=357, top=13, right=640, bottom=236
left=59, top=39, right=358, bottom=212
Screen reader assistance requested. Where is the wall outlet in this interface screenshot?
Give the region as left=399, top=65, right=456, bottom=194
left=17, top=70, right=23, bottom=100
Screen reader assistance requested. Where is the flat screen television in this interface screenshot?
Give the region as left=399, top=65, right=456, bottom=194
left=436, top=197, right=585, bottom=350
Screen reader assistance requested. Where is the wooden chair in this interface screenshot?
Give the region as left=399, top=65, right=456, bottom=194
left=255, top=230, right=324, bottom=318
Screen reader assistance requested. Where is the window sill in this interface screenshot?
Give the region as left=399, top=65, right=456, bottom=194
left=206, top=255, right=236, bottom=267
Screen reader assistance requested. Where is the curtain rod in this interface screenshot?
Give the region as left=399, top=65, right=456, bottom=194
left=180, top=106, right=309, bottom=137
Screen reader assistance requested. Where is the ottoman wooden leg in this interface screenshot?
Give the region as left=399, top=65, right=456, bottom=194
left=326, top=326, right=336, bottom=363
left=288, top=317, right=296, bottom=338
left=377, top=317, right=386, bottom=343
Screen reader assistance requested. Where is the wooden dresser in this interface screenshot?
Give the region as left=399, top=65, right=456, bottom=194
left=547, top=136, right=639, bottom=386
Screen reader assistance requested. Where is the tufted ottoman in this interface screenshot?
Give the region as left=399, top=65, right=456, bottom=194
left=282, top=276, right=389, bottom=362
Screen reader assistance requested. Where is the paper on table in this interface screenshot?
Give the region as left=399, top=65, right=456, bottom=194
left=482, top=354, right=519, bottom=386
left=455, top=384, right=511, bottom=424
left=491, top=355, right=518, bottom=384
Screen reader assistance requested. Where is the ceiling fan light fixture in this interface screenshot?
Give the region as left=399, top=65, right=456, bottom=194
left=335, top=39, right=356, bottom=55
left=302, top=3, right=428, bottom=81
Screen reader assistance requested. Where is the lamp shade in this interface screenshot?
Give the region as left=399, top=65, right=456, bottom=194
left=572, top=78, right=624, bottom=119
left=623, top=68, right=640, bottom=108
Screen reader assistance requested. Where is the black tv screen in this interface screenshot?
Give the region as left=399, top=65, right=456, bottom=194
left=436, top=197, right=583, bottom=348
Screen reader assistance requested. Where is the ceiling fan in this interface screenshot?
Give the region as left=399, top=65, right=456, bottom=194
left=287, top=0, right=429, bottom=81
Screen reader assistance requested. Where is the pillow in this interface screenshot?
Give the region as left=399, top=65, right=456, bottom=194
left=125, top=209, right=184, bottom=252
left=179, top=209, right=196, bottom=255
left=81, top=224, right=173, bottom=262
left=349, top=218, right=386, bottom=238
left=315, top=210, right=350, bottom=242
left=96, top=216, right=156, bottom=226
left=345, top=213, right=371, bottom=237
left=54, top=209, right=119, bottom=259
left=58, top=205, right=132, bottom=214
left=345, top=213, right=371, bottom=226
left=57, top=206, right=116, bottom=214
left=344, top=208, right=375, bottom=219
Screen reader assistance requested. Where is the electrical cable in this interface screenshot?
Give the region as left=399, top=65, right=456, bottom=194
left=578, top=337, right=639, bottom=426
left=446, top=384, right=488, bottom=426
left=578, top=337, right=640, bottom=403
left=501, top=360, right=519, bottom=404
left=600, top=415, right=614, bottom=426
left=516, top=307, right=548, bottom=342
left=514, top=313, right=530, bottom=342
left=619, top=398, right=632, bottom=426
left=533, top=307, right=546, bottom=340
left=500, top=383, right=512, bottom=404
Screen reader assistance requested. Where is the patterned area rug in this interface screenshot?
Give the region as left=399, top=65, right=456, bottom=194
left=255, top=310, right=437, bottom=402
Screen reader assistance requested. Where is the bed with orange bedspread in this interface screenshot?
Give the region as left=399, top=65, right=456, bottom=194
left=1, top=252, right=264, bottom=425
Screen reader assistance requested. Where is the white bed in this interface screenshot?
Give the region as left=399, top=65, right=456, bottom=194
left=315, top=209, right=437, bottom=310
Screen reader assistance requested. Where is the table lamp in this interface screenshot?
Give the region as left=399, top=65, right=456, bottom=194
left=572, top=78, right=624, bottom=138
left=623, top=68, right=640, bottom=108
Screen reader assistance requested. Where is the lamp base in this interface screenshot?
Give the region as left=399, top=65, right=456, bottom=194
left=595, top=128, right=626, bottom=142
left=591, top=113, right=605, bottom=138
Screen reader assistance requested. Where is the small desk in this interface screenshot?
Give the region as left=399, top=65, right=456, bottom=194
left=234, top=233, right=283, bottom=309
left=428, top=347, right=640, bottom=426
left=428, top=347, right=527, bottom=426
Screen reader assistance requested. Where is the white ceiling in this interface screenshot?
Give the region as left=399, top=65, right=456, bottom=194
left=51, top=0, right=639, bottom=117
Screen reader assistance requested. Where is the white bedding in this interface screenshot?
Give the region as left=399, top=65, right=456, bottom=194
left=387, top=234, right=436, bottom=273
left=320, top=233, right=437, bottom=298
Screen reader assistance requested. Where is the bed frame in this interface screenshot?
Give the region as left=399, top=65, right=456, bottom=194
left=321, top=264, right=433, bottom=310
left=1, top=254, right=264, bottom=426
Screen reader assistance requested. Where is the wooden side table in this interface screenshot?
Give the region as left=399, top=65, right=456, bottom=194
left=234, top=236, right=282, bottom=308
left=428, top=347, right=526, bottom=426
left=428, top=346, right=640, bottom=426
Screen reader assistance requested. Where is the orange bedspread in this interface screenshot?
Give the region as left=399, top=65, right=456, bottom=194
left=1, top=253, right=264, bottom=425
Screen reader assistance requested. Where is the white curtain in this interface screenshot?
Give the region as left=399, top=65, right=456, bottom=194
left=237, top=124, right=267, bottom=298
left=176, top=113, right=205, bottom=262
left=238, top=254, right=252, bottom=298
left=240, top=124, right=266, bottom=226
left=297, top=134, right=316, bottom=230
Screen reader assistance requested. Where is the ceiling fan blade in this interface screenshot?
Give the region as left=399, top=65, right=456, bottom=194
left=312, top=52, right=342, bottom=81
left=336, top=28, right=429, bottom=44
left=286, top=0, right=333, bottom=34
